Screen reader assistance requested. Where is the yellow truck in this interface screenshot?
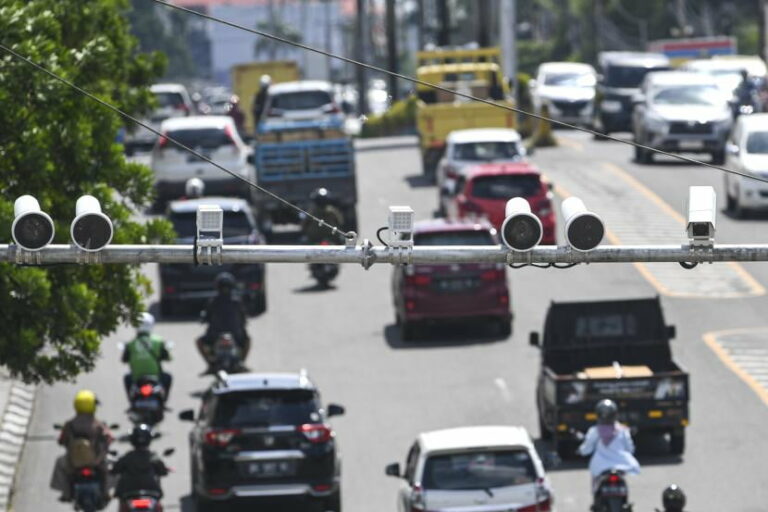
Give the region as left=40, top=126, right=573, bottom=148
left=231, top=60, right=300, bottom=135
left=415, top=48, right=516, bottom=178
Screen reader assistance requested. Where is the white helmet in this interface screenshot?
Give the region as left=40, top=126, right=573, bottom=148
left=260, top=74, right=272, bottom=86
left=185, top=177, right=205, bottom=198
left=137, top=312, right=154, bottom=335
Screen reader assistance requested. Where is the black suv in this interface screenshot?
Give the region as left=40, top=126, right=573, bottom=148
left=159, top=197, right=266, bottom=316
left=179, top=372, right=345, bottom=511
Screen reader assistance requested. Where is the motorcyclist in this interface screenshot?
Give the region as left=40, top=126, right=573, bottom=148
left=577, top=399, right=640, bottom=494
left=112, top=424, right=169, bottom=501
left=252, top=74, right=272, bottom=132
left=122, top=312, right=172, bottom=401
left=656, top=484, right=687, bottom=512
left=302, top=187, right=345, bottom=245
left=197, top=272, right=250, bottom=370
left=50, top=390, right=114, bottom=505
left=183, top=177, right=205, bottom=200
left=734, top=69, right=757, bottom=112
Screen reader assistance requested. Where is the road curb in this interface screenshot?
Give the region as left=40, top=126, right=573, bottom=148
left=0, top=380, right=36, bottom=511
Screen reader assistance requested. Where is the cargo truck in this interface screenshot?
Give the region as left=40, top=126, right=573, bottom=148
left=231, top=61, right=300, bottom=135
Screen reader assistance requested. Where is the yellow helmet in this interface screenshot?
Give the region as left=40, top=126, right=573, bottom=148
left=74, top=390, right=97, bottom=415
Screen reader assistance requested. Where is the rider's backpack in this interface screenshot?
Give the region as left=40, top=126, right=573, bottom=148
left=68, top=437, right=97, bottom=469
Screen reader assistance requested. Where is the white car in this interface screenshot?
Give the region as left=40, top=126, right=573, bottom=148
left=386, top=426, right=553, bottom=512
left=725, top=113, right=768, bottom=217
left=437, top=128, right=526, bottom=193
left=259, top=80, right=344, bottom=132
left=531, top=62, right=597, bottom=126
left=125, top=83, right=193, bottom=153
left=681, top=59, right=754, bottom=97
left=150, top=116, right=253, bottom=201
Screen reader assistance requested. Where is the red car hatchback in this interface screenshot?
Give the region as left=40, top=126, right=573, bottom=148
left=391, top=219, right=512, bottom=341
left=444, top=163, right=556, bottom=245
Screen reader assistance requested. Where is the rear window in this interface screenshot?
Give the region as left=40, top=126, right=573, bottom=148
left=415, top=230, right=494, bottom=246
left=165, top=128, right=233, bottom=149
left=212, top=390, right=319, bottom=428
left=271, top=91, right=333, bottom=110
left=746, top=132, right=768, bottom=154
left=155, top=92, right=186, bottom=108
left=170, top=210, right=253, bottom=238
left=423, top=449, right=537, bottom=491
left=470, top=175, right=541, bottom=199
left=453, top=142, right=521, bottom=162
left=605, top=66, right=669, bottom=88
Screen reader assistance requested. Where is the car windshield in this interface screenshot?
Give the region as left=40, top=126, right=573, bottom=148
left=746, top=132, right=768, bottom=154
left=422, top=449, right=537, bottom=490
left=212, top=390, right=319, bottom=428
left=155, top=92, right=186, bottom=109
left=415, top=230, right=494, bottom=246
left=165, top=127, right=233, bottom=149
left=271, top=90, right=333, bottom=110
left=543, top=72, right=595, bottom=88
left=605, top=66, right=667, bottom=88
left=454, top=142, right=521, bottom=161
left=471, top=174, right=542, bottom=200
left=170, top=211, right=253, bottom=239
left=652, top=85, right=723, bottom=106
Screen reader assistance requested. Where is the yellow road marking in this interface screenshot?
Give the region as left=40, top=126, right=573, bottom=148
left=704, top=329, right=768, bottom=407
left=556, top=136, right=584, bottom=152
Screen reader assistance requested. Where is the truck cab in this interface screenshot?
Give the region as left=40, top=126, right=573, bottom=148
left=530, top=297, right=688, bottom=457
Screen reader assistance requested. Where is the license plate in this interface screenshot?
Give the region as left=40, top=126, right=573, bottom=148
left=187, top=152, right=211, bottom=162
left=678, top=140, right=703, bottom=150
left=245, top=460, right=296, bottom=477
left=134, top=398, right=160, bottom=410
left=436, top=278, right=478, bottom=292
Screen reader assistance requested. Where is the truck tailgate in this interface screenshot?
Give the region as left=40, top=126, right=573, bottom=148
left=555, top=372, right=688, bottom=404
left=417, top=100, right=517, bottom=149
left=256, top=139, right=354, bottom=182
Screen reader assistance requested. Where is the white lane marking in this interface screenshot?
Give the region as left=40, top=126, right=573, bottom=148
left=494, top=377, right=513, bottom=403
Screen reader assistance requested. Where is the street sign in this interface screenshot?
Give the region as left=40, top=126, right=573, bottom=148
left=648, top=36, right=737, bottom=66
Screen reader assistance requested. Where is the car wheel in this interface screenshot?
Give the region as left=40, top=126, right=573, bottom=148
left=670, top=430, right=685, bottom=455
left=324, top=489, right=341, bottom=512
left=725, top=180, right=736, bottom=212
left=538, top=415, right=552, bottom=441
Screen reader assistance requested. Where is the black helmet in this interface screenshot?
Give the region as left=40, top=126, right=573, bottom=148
left=310, top=187, right=331, bottom=206
left=130, top=424, right=153, bottom=449
left=595, top=398, right=618, bottom=425
left=215, top=272, right=236, bottom=293
left=662, top=484, right=686, bottom=511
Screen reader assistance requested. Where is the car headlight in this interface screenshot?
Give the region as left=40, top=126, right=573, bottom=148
left=601, top=100, right=622, bottom=113
left=645, top=111, right=669, bottom=134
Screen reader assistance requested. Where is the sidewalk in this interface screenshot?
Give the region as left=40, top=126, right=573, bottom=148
left=0, top=371, right=36, bottom=511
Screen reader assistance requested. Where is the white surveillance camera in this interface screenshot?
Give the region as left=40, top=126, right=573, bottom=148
left=70, top=195, right=113, bottom=252
left=562, top=197, right=604, bottom=252
left=196, top=205, right=224, bottom=248
left=12, top=195, right=55, bottom=251
left=388, top=206, right=414, bottom=248
left=500, top=197, right=542, bottom=251
left=687, top=186, right=716, bottom=247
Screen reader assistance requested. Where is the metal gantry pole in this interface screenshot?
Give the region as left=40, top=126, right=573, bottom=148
left=5, top=244, right=768, bottom=266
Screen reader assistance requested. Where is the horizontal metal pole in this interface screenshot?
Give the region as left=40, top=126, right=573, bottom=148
left=3, top=244, right=768, bottom=265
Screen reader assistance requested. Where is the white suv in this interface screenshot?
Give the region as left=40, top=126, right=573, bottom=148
left=150, top=116, right=253, bottom=201
left=725, top=113, right=768, bottom=217
left=259, top=80, right=344, bottom=132
left=386, top=426, right=553, bottom=512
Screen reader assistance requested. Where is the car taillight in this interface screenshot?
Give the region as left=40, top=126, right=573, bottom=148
left=157, top=134, right=168, bottom=149
left=208, top=488, right=228, bottom=496
left=139, top=384, right=153, bottom=397
left=204, top=428, right=241, bottom=447
left=444, top=164, right=458, bottom=179
left=297, top=423, right=332, bottom=443
left=312, top=484, right=333, bottom=492
left=410, top=485, right=426, bottom=511
left=175, top=103, right=189, bottom=114
left=223, top=124, right=237, bottom=145
left=129, top=498, right=153, bottom=510
left=537, top=198, right=552, bottom=217
left=406, top=275, right=431, bottom=286
left=480, top=269, right=504, bottom=281
left=518, top=498, right=552, bottom=512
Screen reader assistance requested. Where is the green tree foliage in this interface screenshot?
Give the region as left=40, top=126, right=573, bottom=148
left=0, top=0, right=175, bottom=383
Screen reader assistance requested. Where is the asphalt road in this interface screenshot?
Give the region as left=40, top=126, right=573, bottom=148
left=12, top=133, right=768, bottom=512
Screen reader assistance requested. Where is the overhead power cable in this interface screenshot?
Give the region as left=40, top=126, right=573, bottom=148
left=0, top=43, right=354, bottom=240
left=150, top=0, right=768, bottom=187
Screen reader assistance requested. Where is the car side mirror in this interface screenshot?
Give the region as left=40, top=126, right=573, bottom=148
left=179, top=409, right=195, bottom=422
left=528, top=79, right=537, bottom=90
left=667, top=325, right=676, bottom=340
left=547, top=182, right=554, bottom=192
left=385, top=462, right=402, bottom=477
left=529, top=332, right=540, bottom=347
left=327, top=403, right=345, bottom=417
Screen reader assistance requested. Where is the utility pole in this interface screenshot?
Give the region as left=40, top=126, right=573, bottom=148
left=416, top=0, right=426, bottom=49
left=325, top=0, right=333, bottom=81
left=500, top=0, right=516, bottom=94
left=355, top=0, right=369, bottom=115
left=386, top=0, right=399, bottom=101
left=436, top=0, right=450, bottom=46
left=762, top=0, right=768, bottom=62
left=477, top=0, right=491, bottom=47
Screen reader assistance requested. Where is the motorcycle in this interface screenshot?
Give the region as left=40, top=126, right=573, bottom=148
left=211, top=332, right=246, bottom=373
left=114, top=448, right=175, bottom=512
left=127, top=377, right=166, bottom=426
left=592, top=469, right=632, bottom=512
left=309, top=240, right=339, bottom=288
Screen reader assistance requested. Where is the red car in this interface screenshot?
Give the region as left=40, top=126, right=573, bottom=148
left=391, top=219, right=512, bottom=341
left=443, top=163, right=556, bottom=245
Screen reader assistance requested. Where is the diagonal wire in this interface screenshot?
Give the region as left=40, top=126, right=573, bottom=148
left=150, top=0, right=768, bottom=187
left=0, top=43, right=354, bottom=240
